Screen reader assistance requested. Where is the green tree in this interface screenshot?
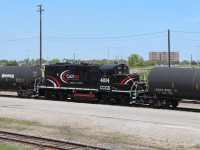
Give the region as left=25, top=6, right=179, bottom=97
left=191, top=61, right=197, bottom=65
left=145, top=60, right=168, bottom=66
left=128, top=54, right=145, bottom=67
left=7, top=60, right=18, bottom=66
left=181, top=60, right=189, bottom=65
left=48, top=59, right=60, bottom=64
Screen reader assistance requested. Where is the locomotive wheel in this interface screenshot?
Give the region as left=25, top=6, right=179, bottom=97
left=116, top=94, right=123, bottom=105
left=44, top=90, right=51, bottom=99
left=120, top=95, right=130, bottom=106
left=56, top=91, right=63, bottom=100
left=101, top=93, right=109, bottom=104
left=61, top=91, right=67, bottom=100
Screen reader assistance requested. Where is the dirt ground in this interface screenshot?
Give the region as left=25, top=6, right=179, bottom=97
left=0, top=92, right=200, bottom=150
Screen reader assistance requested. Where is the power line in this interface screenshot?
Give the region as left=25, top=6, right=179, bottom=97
left=1, top=30, right=200, bottom=45
left=43, top=35, right=166, bottom=42
left=0, top=37, right=39, bottom=43
left=43, top=31, right=167, bottom=40
left=171, top=31, right=200, bottom=34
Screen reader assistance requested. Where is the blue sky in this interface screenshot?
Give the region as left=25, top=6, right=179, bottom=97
left=0, top=0, right=200, bottom=61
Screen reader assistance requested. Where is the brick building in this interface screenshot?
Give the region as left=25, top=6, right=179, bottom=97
left=149, top=52, right=179, bottom=62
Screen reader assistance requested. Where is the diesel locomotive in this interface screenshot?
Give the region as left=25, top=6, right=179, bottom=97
left=38, top=63, right=146, bottom=105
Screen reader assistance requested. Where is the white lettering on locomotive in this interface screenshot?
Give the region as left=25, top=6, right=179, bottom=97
left=66, top=74, right=80, bottom=79
left=1, top=74, right=14, bottom=78
left=100, top=86, right=110, bottom=90
left=100, top=78, right=110, bottom=83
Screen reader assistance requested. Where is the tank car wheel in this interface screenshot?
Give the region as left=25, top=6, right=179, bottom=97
left=171, top=100, right=179, bottom=108
left=149, top=99, right=155, bottom=108
left=162, top=100, right=170, bottom=109
left=17, top=91, right=22, bottom=97
left=26, top=94, right=32, bottom=99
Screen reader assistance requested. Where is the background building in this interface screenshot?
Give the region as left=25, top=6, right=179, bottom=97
left=149, top=52, right=179, bottom=62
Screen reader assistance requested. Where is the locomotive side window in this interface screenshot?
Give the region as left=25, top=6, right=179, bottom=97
left=124, top=66, right=129, bottom=74
left=118, top=66, right=122, bottom=70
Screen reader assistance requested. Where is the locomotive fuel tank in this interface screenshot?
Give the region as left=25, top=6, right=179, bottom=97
left=148, top=67, right=200, bottom=100
left=0, top=66, right=42, bottom=92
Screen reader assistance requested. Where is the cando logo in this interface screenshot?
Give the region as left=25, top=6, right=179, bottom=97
left=66, top=74, right=80, bottom=79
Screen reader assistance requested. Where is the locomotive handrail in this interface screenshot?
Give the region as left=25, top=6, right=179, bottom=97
left=123, top=75, right=136, bottom=98
left=34, top=78, right=41, bottom=93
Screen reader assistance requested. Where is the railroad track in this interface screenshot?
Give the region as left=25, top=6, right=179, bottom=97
left=0, top=130, right=109, bottom=150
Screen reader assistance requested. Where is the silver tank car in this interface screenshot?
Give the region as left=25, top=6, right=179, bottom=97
left=0, top=66, right=42, bottom=97
left=148, top=67, right=200, bottom=100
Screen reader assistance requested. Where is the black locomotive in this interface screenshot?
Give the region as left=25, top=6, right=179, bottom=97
left=38, top=63, right=146, bottom=105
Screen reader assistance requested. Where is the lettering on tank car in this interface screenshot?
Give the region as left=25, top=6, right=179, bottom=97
left=100, top=78, right=110, bottom=83
left=33, top=71, right=38, bottom=77
left=156, top=88, right=172, bottom=92
left=156, top=88, right=173, bottom=95
left=1, top=74, right=14, bottom=78
left=100, top=86, right=110, bottom=90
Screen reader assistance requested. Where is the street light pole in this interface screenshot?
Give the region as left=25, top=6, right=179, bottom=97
left=37, top=4, right=44, bottom=69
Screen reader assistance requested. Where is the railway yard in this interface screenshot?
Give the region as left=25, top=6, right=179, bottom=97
left=0, top=92, right=200, bottom=150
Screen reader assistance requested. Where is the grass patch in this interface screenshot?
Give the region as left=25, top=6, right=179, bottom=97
left=0, top=117, right=40, bottom=126
left=192, top=144, right=200, bottom=150
left=0, top=143, right=32, bottom=150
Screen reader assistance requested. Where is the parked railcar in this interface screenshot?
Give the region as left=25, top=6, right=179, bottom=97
left=38, top=63, right=146, bottom=105
left=0, top=66, right=42, bottom=97
left=147, top=67, right=200, bottom=107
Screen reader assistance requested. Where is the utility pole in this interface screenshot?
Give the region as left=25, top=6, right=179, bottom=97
left=27, top=49, right=29, bottom=66
left=37, top=4, right=44, bottom=69
left=46, top=49, right=48, bottom=65
left=168, top=29, right=171, bottom=67
left=108, top=45, right=110, bottom=64
left=118, top=47, right=120, bottom=64
left=74, top=53, right=76, bottom=64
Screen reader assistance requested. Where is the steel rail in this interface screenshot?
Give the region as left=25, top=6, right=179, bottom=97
left=0, top=130, right=109, bottom=150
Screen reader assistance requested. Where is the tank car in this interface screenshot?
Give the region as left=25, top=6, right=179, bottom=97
left=38, top=63, right=146, bottom=105
left=147, top=67, right=200, bottom=107
left=0, top=66, right=42, bottom=97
